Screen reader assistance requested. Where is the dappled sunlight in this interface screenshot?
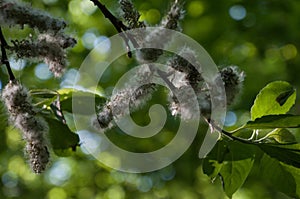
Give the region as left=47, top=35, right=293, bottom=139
left=0, top=0, right=300, bottom=198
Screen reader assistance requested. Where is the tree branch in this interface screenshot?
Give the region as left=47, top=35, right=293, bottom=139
left=154, top=66, right=177, bottom=91
left=0, top=26, right=15, bottom=81
left=90, top=0, right=128, bottom=32
left=90, top=0, right=134, bottom=57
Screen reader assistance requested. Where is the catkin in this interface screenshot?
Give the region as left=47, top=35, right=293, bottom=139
left=11, top=33, right=74, bottom=77
left=1, top=80, right=50, bottom=173
left=0, top=0, right=66, bottom=32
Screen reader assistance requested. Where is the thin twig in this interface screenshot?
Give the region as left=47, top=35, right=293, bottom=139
left=0, top=26, right=15, bottom=81
left=207, top=118, right=255, bottom=145
left=90, top=0, right=128, bottom=32
left=155, top=66, right=177, bottom=91
left=90, top=0, right=134, bottom=57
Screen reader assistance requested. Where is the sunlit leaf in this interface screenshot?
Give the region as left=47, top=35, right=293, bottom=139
left=250, top=81, right=296, bottom=120
left=30, top=89, right=57, bottom=98
left=264, top=128, right=297, bottom=144
left=31, top=88, right=106, bottom=114
left=57, top=88, right=106, bottom=114
left=244, top=114, right=300, bottom=129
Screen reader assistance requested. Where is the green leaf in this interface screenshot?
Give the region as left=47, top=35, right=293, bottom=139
left=244, top=114, right=300, bottom=129
left=264, top=128, right=297, bottom=144
left=203, top=140, right=256, bottom=198
left=45, top=117, right=80, bottom=157
left=30, top=89, right=57, bottom=98
left=276, top=89, right=296, bottom=106
left=0, top=102, right=9, bottom=151
left=202, top=140, right=228, bottom=178
left=258, top=143, right=300, bottom=168
left=281, top=163, right=300, bottom=198
left=220, top=142, right=256, bottom=198
left=259, top=154, right=297, bottom=198
left=58, top=88, right=106, bottom=114
left=31, top=88, right=106, bottom=114
left=250, top=81, right=296, bottom=120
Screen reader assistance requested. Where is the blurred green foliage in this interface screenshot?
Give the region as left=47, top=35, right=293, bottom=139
left=1, top=0, right=300, bottom=198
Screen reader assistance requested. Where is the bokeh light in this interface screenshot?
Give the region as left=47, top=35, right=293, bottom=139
left=9, top=58, right=26, bottom=71
left=229, top=5, right=247, bottom=21
left=82, top=31, right=98, bottom=50
left=78, top=130, right=104, bottom=155
left=143, top=9, right=161, bottom=24
left=2, top=171, right=18, bottom=188
left=47, top=187, right=68, bottom=199
left=94, top=36, right=111, bottom=54
left=80, top=0, right=97, bottom=16
left=280, top=44, right=298, bottom=60
left=1, top=0, right=300, bottom=198
left=224, top=111, right=237, bottom=126
left=104, top=185, right=125, bottom=199
left=137, top=176, right=153, bottom=192
left=159, top=165, right=176, bottom=181
left=34, top=63, right=53, bottom=80
left=187, top=1, right=204, bottom=17
left=46, top=159, right=72, bottom=186
left=60, top=68, right=80, bottom=88
left=68, top=0, right=82, bottom=17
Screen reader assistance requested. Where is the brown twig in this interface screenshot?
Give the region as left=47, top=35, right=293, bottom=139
left=90, top=0, right=128, bottom=32
left=90, top=0, right=134, bottom=57
left=0, top=26, right=15, bottom=81
left=154, top=66, right=177, bottom=91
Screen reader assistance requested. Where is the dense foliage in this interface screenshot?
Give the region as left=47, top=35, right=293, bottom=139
left=1, top=0, right=300, bottom=199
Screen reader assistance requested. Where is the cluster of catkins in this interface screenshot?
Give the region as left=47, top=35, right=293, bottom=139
left=93, top=0, right=244, bottom=131
left=0, top=0, right=76, bottom=77
left=0, top=0, right=76, bottom=173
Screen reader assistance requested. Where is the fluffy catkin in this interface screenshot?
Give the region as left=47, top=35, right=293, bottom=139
left=11, top=35, right=69, bottom=77
left=168, top=66, right=244, bottom=119
left=93, top=84, right=156, bottom=131
left=169, top=85, right=200, bottom=120
left=220, top=66, right=245, bottom=106
left=0, top=0, right=76, bottom=77
left=161, top=0, right=184, bottom=31
left=167, top=47, right=203, bottom=88
left=0, top=0, right=66, bottom=32
left=1, top=80, right=50, bottom=173
left=136, top=0, right=184, bottom=63
left=119, top=0, right=145, bottom=28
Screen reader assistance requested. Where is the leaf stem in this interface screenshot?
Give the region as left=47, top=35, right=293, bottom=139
left=207, top=119, right=256, bottom=145
left=0, top=26, right=15, bottom=81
